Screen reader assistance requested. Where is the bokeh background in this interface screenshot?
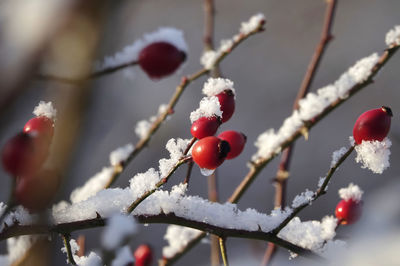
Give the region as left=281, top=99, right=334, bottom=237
left=0, top=0, right=399, bottom=265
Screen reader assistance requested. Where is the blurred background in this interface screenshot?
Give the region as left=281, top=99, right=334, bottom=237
left=0, top=0, right=399, bottom=265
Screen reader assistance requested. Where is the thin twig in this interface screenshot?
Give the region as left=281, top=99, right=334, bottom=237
left=125, top=156, right=192, bottom=214
left=271, top=146, right=354, bottom=235
left=183, top=161, right=194, bottom=185
left=262, top=1, right=337, bottom=264
left=219, top=237, right=229, bottom=266
left=36, top=61, right=139, bottom=84
left=102, top=21, right=265, bottom=189
left=62, top=233, right=77, bottom=265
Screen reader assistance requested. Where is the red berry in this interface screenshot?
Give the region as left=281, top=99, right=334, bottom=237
left=191, top=116, right=221, bottom=139
left=192, top=136, right=230, bottom=170
left=216, top=90, right=235, bottom=123
left=335, top=199, right=362, bottom=225
left=134, top=244, right=153, bottom=266
left=353, top=106, right=392, bottom=145
left=1, top=132, right=50, bottom=177
left=218, top=131, right=247, bottom=159
left=24, top=116, right=54, bottom=141
left=15, top=169, right=60, bottom=211
left=138, top=42, right=186, bottom=79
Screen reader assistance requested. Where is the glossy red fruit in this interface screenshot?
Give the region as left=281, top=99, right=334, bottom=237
left=216, top=89, right=235, bottom=123
left=15, top=169, right=60, bottom=211
left=1, top=132, right=50, bottom=177
left=218, top=131, right=247, bottom=159
left=191, top=116, right=221, bottom=139
left=335, top=199, right=362, bottom=225
left=138, top=42, right=186, bottom=79
left=353, top=106, right=392, bottom=145
left=24, top=116, right=54, bottom=141
left=134, top=244, right=153, bottom=266
left=2, top=132, right=36, bottom=177
left=192, top=136, right=230, bottom=170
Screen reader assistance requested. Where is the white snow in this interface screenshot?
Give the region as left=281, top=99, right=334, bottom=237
left=112, top=246, right=134, bottom=266
left=239, top=13, right=266, bottom=35
left=53, top=181, right=292, bottom=236
left=163, top=225, right=203, bottom=258
left=338, top=183, right=363, bottom=203
left=189, top=96, right=222, bottom=123
left=70, top=167, right=114, bottom=204
left=355, top=138, right=391, bottom=174
left=95, top=27, right=187, bottom=72
left=135, top=104, right=169, bottom=139
left=331, top=147, right=348, bottom=167
left=202, top=77, right=236, bottom=97
left=109, top=144, right=134, bottom=166
left=101, top=214, right=137, bottom=250
left=278, top=216, right=337, bottom=252
left=61, top=239, right=102, bottom=266
left=385, top=25, right=400, bottom=47
left=7, top=236, right=39, bottom=264
left=291, top=190, right=314, bottom=208
left=33, top=101, right=57, bottom=120
left=159, top=138, right=191, bottom=176
left=253, top=53, right=380, bottom=161
left=200, top=13, right=265, bottom=69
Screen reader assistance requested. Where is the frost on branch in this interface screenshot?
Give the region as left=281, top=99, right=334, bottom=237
left=385, top=25, right=400, bottom=47
left=202, top=77, right=236, bottom=97
left=338, top=183, right=363, bottom=203
left=70, top=168, right=113, bottom=204
left=189, top=96, right=222, bottom=123
left=278, top=216, right=337, bottom=252
left=109, top=143, right=134, bottom=166
left=331, top=147, right=347, bottom=167
left=355, top=138, right=391, bottom=174
left=135, top=103, right=169, bottom=139
left=291, top=189, right=314, bottom=208
left=95, top=27, right=187, bottom=72
left=253, top=53, right=380, bottom=161
left=61, top=239, right=102, bottom=266
left=33, top=101, right=57, bottom=120
left=101, top=214, right=137, bottom=251
left=200, top=13, right=265, bottom=69
left=163, top=225, right=203, bottom=258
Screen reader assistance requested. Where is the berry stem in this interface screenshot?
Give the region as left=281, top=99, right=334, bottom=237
left=219, top=237, right=229, bottom=266
left=36, top=60, right=139, bottom=84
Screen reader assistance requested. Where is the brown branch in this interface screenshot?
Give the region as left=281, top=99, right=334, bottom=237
left=36, top=61, right=139, bottom=84
left=262, top=1, right=337, bottom=264
left=0, top=213, right=322, bottom=261
left=161, top=45, right=400, bottom=263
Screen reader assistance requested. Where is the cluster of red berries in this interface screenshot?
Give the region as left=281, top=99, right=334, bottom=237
left=138, top=42, right=186, bottom=79
left=334, top=106, right=392, bottom=225
left=190, top=89, right=246, bottom=170
left=1, top=114, right=59, bottom=211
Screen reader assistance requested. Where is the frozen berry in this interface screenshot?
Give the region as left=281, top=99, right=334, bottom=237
left=192, top=136, right=230, bottom=170
left=134, top=244, right=153, bottom=266
left=191, top=116, right=221, bottom=139
left=353, top=106, right=392, bottom=145
left=335, top=199, right=362, bottom=225
left=218, top=131, right=246, bottom=159
left=138, top=42, right=186, bottom=79
left=15, top=169, right=60, bottom=211
left=216, top=89, right=235, bottom=123
left=24, top=116, right=54, bottom=141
